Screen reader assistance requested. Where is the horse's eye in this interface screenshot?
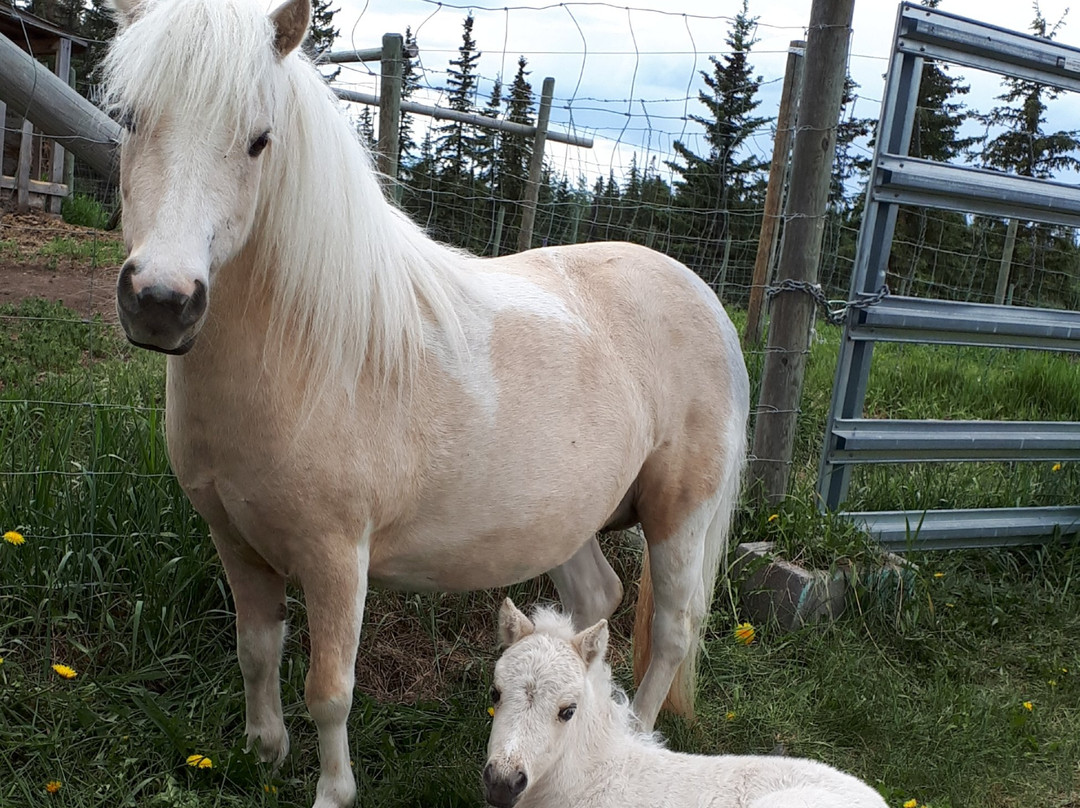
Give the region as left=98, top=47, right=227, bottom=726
left=557, top=704, right=576, bottom=722
left=490, top=687, right=501, bottom=705
left=248, top=131, right=271, bottom=157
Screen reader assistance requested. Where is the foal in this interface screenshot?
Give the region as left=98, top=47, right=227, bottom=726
left=485, top=599, right=888, bottom=808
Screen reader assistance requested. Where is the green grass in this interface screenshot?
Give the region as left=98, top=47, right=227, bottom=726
left=61, top=194, right=114, bottom=230
left=1, top=299, right=1078, bottom=807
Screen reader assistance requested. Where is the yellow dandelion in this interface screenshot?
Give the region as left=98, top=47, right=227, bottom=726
left=1049, top=679, right=1057, bottom=687
left=725, top=711, right=736, bottom=721
left=46, top=780, right=62, bottom=795
left=3, top=530, right=25, bottom=546
left=488, top=706, right=495, bottom=717
left=767, top=514, right=779, bottom=522
left=1051, top=462, right=1062, bottom=472
left=903, top=800, right=917, bottom=808
left=263, top=784, right=278, bottom=794
left=734, top=622, right=756, bottom=645
left=51, top=663, right=77, bottom=679
left=186, top=753, right=213, bottom=769
left=1022, top=701, right=1033, bottom=711
left=933, top=571, right=945, bottom=579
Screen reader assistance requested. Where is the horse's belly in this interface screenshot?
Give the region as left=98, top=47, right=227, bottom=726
left=367, top=522, right=590, bottom=592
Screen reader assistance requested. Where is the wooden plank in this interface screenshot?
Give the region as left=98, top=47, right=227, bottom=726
left=0, top=174, right=69, bottom=196
left=376, top=33, right=403, bottom=196
left=16, top=118, right=32, bottom=213
left=48, top=36, right=72, bottom=214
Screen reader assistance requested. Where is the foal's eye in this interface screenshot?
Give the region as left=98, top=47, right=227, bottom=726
left=490, top=687, right=501, bottom=706
left=248, top=131, right=271, bottom=157
left=557, top=704, right=576, bottom=722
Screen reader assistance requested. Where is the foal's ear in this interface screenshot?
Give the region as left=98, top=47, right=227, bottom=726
left=498, top=598, right=535, bottom=647
left=572, top=619, right=609, bottom=667
left=270, top=0, right=311, bottom=58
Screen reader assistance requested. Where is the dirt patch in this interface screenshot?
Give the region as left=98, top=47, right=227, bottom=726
left=0, top=211, right=123, bottom=320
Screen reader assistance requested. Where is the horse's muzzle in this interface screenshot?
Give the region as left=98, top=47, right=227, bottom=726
left=483, top=762, right=527, bottom=808
left=116, top=260, right=207, bottom=354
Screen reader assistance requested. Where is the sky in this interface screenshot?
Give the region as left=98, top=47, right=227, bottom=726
left=321, top=0, right=1079, bottom=185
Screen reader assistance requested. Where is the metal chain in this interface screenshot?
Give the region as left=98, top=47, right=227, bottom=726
left=765, top=280, right=890, bottom=326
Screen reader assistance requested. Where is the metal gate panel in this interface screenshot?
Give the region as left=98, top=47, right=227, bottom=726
left=817, top=2, right=1080, bottom=550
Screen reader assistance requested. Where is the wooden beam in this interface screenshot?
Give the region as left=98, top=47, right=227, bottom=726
left=1, top=174, right=69, bottom=196
left=0, top=31, right=120, bottom=182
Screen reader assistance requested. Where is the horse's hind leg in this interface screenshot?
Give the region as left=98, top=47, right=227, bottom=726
left=548, top=536, right=624, bottom=630
left=631, top=496, right=717, bottom=731
left=212, top=531, right=290, bottom=765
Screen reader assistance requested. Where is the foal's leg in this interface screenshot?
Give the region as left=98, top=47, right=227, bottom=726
left=548, top=536, right=623, bottom=630
left=302, top=536, right=369, bottom=808
left=213, top=532, right=290, bottom=764
left=631, top=499, right=716, bottom=731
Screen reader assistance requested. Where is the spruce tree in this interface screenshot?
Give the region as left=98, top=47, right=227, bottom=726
left=493, top=56, right=534, bottom=252
left=435, top=13, right=483, bottom=183
left=397, top=27, right=421, bottom=171
left=303, top=0, right=338, bottom=61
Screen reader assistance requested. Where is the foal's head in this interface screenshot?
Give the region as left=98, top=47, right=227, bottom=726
left=103, top=0, right=310, bottom=354
left=484, top=599, right=609, bottom=808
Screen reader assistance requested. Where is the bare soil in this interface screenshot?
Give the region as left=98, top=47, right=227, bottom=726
left=0, top=211, right=122, bottom=319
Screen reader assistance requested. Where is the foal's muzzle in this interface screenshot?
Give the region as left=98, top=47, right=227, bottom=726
left=116, top=260, right=207, bottom=354
left=483, top=762, right=528, bottom=808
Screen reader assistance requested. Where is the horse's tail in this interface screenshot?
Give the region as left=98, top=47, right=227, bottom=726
left=633, top=421, right=746, bottom=719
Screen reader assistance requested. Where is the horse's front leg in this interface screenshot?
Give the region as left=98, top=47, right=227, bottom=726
left=212, top=531, right=290, bottom=764
left=302, top=534, right=369, bottom=808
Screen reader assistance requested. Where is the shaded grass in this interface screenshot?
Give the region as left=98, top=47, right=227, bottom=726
left=1, top=299, right=1079, bottom=807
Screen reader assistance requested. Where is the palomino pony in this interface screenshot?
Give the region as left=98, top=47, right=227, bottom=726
left=487, top=599, right=888, bottom=808
left=103, top=0, right=748, bottom=805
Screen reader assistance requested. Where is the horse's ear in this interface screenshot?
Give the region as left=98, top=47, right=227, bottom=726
left=498, top=598, right=534, bottom=647
left=270, top=0, right=311, bottom=58
left=572, top=619, right=608, bottom=667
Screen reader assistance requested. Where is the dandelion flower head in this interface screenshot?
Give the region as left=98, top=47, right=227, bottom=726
left=52, top=664, right=77, bottom=679
left=46, top=781, right=61, bottom=795
left=3, top=530, right=25, bottom=546
left=734, top=622, right=756, bottom=645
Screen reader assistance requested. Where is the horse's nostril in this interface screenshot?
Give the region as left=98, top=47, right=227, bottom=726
left=510, top=771, right=527, bottom=796
left=482, top=762, right=495, bottom=786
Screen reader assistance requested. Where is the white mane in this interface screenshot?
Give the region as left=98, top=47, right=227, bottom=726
left=102, top=0, right=471, bottom=389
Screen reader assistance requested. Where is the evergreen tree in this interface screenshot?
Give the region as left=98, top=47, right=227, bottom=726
left=476, top=75, right=503, bottom=189
left=397, top=27, right=421, bottom=170
left=354, top=106, right=376, bottom=151
left=667, top=0, right=767, bottom=208
left=435, top=13, right=483, bottom=183
left=976, top=4, right=1080, bottom=307
left=493, top=57, right=534, bottom=252
left=829, top=75, right=874, bottom=211
left=303, top=0, right=338, bottom=61
left=664, top=0, right=768, bottom=293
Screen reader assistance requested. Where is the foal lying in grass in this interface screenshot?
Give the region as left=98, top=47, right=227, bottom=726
left=484, top=599, right=887, bottom=808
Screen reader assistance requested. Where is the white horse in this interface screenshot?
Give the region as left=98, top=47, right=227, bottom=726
left=487, top=599, right=888, bottom=808
left=102, top=0, right=748, bottom=805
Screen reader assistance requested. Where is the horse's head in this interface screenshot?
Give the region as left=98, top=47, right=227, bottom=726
left=104, top=0, right=310, bottom=354
left=484, top=599, right=609, bottom=808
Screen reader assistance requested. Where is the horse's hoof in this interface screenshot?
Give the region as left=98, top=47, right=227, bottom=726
left=245, top=727, right=290, bottom=767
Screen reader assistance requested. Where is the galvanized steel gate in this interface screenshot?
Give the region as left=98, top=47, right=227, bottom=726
left=817, top=2, right=1080, bottom=550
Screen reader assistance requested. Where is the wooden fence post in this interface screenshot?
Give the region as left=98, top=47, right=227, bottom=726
left=744, top=40, right=805, bottom=345
left=377, top=33, right=403, bottom=201
left=994, top=218, right=1019, bottom=305
left=748, top=0, right=855, bottom=505
left=48, top=37, right=72, bottom=214
left=517, top=76, right=555, bottom=253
